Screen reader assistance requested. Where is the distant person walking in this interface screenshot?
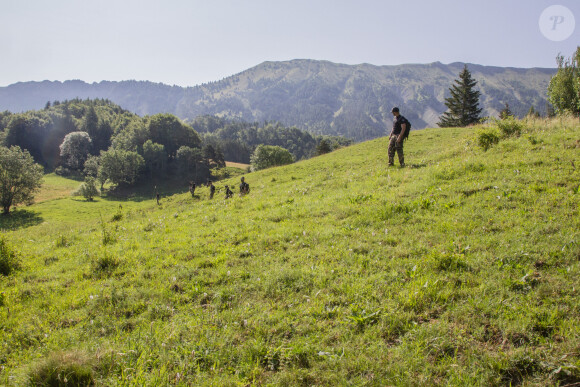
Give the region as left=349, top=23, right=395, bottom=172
left=239, top=176, right=250, bottom=196
left=224, top=185, right=233, bottom=199
left=209, top=181, right=215, bottom=199
left=388, top=107, right=410, bottom=167
left=154, top=185, right=160, bottom=205
left=189, top=181, right=196, bottom=197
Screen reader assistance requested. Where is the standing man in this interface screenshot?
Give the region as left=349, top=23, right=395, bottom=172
left=388, top=107, right=409, bottom=167
left=239, top=176, right=250, bottom=196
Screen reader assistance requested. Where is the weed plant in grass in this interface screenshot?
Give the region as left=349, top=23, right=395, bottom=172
left=0, top=116, right=579, bottom=385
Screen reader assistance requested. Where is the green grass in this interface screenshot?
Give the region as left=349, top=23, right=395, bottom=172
left=34, top=173, right=83, bottom=203
left=1, top=116, right=579, bottom=385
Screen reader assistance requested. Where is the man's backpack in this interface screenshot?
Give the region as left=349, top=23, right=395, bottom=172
left=402, top=117, right=411, bottom=140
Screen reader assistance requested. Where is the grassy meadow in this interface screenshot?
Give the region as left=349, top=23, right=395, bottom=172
left=0, top=117, right=579, bottom=386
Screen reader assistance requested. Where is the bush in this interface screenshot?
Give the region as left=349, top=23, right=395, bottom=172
left=0, top=234, right=20, bottom=276
left=91, top=252, right=119, bottom=276
left=495, top=117, right=524, bottom=138
left=476, top=128, right=500, bottom=151
left=80, top=177, right=100, bottom=201
left=250, top=145, right=294, bottom=171
left=28, top=350, right=95, bottom=386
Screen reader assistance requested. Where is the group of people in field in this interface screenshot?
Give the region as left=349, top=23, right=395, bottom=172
left=157, top=106, right=408, bottom=205
left=186, top=176, right=250, bottom=201
left=156, top=176, right=250, bottom=205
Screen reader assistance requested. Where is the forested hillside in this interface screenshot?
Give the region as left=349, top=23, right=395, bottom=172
left=0, top=100, right=349, bottom=184
left=0, top=60, right=555, bottom=141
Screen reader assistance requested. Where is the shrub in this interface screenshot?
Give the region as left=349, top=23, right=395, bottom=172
left=91, top=253, right=119, bottom=277
left=55, top=235, right=70, bottom=248
left=28, top=350, right=95, bottom=386
left=476, top=128, right=500, bottom=151
left=431, top=250, right=469, bottom=272
left=0, top=234, right=21, bottom=276
left=495, top=117, right=524, bottom=137
left=79, top=177, right=100, bottom=201
left=110, top=205, right=123, bottom=222
left=250, top=145, right=294, bottom=171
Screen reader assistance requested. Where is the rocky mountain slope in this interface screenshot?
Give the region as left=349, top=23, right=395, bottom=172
left=0, top=60, right=555, bottom=140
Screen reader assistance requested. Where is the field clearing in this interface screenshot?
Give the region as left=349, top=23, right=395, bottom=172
left=225, top=161, right=250, bottom=170
left=33, top=173, right=82, bottom=203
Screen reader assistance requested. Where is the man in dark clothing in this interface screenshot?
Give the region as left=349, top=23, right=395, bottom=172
left=388, top=107, right=409, bottom=167
left=189, top=181, right=196, bottom=197
left=239, top=176, right=250, bottom=196
left=209, top=181, right=215, bottom=199
left=224, top=185, right=233, bottom=199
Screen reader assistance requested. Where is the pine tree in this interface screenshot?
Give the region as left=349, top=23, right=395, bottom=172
left=316, top=139, right=332, bottom=155
left=499, top=103, right=513, bottom=119
left=438, top=65, right=482, bottom=127
left=527, top=106, right=540, bottom=118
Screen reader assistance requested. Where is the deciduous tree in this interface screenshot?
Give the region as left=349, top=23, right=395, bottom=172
left=98, top=149, right=144, bottom=187
left=147, top=114, right=201, bottom=157
left=142, top=140, right=166, bottom=177
left=547, top=47, right=580, bottom=116
left=176, top=146, right=203, bottom=179
left=0, top=146, right=44, bottom=214
left=59, top=131, right=92, bottom=171
left=79, top=176, right=99, bottom=201
left=250, top=145, right=294, bottom=171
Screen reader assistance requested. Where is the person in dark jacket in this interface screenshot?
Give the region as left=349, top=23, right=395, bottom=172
left=239, top=176, right=250, bottom=196
left=388, top=107, right=409, bottom=167
left=224, top=185, right=233, bottom=199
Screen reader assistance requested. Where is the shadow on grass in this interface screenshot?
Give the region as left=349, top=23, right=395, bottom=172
left=0, top=209, right=44, bottom=231
left=409, top=163, right=429, bottom=169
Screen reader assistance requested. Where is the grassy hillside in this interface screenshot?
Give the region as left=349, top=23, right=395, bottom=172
left=0, top=117, right=579, bottom=385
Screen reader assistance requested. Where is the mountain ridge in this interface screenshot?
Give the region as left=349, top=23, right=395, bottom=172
left=0, top=59, right=555, bottom=141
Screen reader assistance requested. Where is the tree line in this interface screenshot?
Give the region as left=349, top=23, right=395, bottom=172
left=0, top=99, right=352, bottom=212
left=190, top=115, right=351, bottom=164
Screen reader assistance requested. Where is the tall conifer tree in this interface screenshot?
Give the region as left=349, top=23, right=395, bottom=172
left=438, top=65, right=482, bottom=127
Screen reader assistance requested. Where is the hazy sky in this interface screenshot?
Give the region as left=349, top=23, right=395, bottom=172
left=1, top=0, right=578, bottom=87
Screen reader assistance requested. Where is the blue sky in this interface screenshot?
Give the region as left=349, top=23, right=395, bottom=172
left=1, top=0, right=578, bottom=87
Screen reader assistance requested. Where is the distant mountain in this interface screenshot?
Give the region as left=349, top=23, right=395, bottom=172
left=0, top=60, right=555, bottom=141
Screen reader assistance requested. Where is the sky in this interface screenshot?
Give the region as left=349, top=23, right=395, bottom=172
left=1, top=0, right=578, bottom=87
